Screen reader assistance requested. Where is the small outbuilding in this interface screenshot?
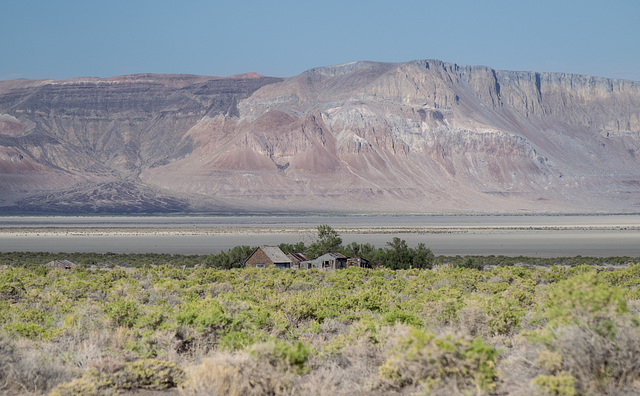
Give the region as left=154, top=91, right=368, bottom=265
left=45, top=259, right=77, bottom=269
left=299, top=259, right=313, bottom=270
left=244, top=246, right=292, bottom=269
left=347, top=256, right=371, bottom=268
left=286, top=252, right=308, bottom=270
left=310, top=252, right=347, bottom=270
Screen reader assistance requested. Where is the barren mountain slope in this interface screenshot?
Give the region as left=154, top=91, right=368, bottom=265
left=143, top=60, right=640, bottom=213
left=0, top=73, right=282, bottom=212
left=1, top=60, right=639, bottom=213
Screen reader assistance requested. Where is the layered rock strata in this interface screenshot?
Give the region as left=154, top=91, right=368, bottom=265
left=1, top=61, right=639, bottom=213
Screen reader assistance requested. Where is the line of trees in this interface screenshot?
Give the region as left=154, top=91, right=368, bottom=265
left=0, top=225, right=434, bottom=270
left=278, top=224, right=435, bottom=270
left=201, top=225, right=435, bottom=270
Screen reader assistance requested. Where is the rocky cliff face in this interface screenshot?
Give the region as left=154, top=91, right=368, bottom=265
left=0, top=74, right=281, bottom=212
left=1, top=61, right=639, bottom=213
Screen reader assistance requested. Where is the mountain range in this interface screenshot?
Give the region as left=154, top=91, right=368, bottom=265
left=1, top=60, right=639, bottom=214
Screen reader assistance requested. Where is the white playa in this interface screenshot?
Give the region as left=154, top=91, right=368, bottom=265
left=0, top=215, right=638, bottom=257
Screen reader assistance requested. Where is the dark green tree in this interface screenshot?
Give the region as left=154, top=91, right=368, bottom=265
left=383, top=237, right=412, bottom=269
left=307, top=225, right=342, bottom=258
left=377, top=238, right=435, bottom=270
left=412, top=243, right=435, bottom=269
left=342, top=241, right=377, bottom=261
left=207, top=246, right=254, bottom=269
left=453, top=257, right=483, bottom=270
left=279, top=242, right=307, bottom=255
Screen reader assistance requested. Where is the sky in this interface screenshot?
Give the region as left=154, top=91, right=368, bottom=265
left=1, top=0, right=639, bottom=81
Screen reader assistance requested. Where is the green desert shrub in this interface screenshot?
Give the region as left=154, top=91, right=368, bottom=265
left=250, top=340, right=311, bottom=373
left=181, top=351, right=292, bottom=396
left=378, top=326, right=498, bottom=393
left=532, top=271, right=640, bottom=393
left=382, top=308, right=422, bottom=327
left=219, top=330, right=257, bottom=351
left=0, top=269, right=26, bottom=301
left=541, top=322, right=640, bottom=394
left=104, top=299, right=140, bottom=328
left=135, top=309, right=167, bottom=331
left=4, top=321, right=49, bottom=340
left=2, top=306, right=59, bottom=340
left=320, top=316, right=379, bottom=357
left=422, top=288, right=466, bottom=326
left=484, top=295, right=526, bottom=335
left=535, top=349, right=563, bottom=373
left=50, top=358, right=185, bottom=395
left=175, top=298, right=233, bottom=332
left=541, top=271, right=629, bottom=337
left=116, top=358, right=185, bottom=389
left=531, top=372, right=578, bottom=396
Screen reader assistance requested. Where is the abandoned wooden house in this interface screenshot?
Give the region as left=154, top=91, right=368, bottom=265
left=347, top=256, right=371, bottom=268
left=299, top=258, right=313, bottom=270
left=309, top=252, right=348, bottom=270
left=45, top=259, right=77, bottom=269
left=286, top=252, right=308, bottom=269
left=244, top=246, right=292, bottom=269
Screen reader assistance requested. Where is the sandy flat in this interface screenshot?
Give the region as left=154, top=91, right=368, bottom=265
left=0, top=215, right=638, bottom=257
left=0, top=223, right=639, bottom=237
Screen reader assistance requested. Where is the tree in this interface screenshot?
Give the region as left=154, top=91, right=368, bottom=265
left=379, top=238, right=434, bottom=270
left=227, top=245, right=254, bottom=268
left=383, top=237, right=412, bottom=270
left=453, top=257, right=483, bottom=270
left=342, top=242, right=376, bottom=261
left=279, top=242, right=307, bottom=255
left=412, top=243, right=435, bottom=269
left=307, top=225, right=342, bottom=258
left=207, top=245, right=254, bottom=269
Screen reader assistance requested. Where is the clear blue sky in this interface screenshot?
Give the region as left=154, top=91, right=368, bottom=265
left=1, top=0, right=639, bottom=81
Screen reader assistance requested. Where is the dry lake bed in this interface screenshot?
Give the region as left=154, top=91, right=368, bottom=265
left=0, top=214, right=639, bottom=257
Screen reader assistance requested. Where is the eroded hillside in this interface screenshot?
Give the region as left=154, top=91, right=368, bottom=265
left=1, top=60, right=639, bottom=213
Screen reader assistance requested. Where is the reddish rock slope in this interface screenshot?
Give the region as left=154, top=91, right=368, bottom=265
left=1, top=61, right=639, bottom=213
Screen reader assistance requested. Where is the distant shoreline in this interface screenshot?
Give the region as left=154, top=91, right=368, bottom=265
left=1, top=212, right=639, bottom=218
left=0, top=214, right=638, bottom=257
left=1, top=223, right=639, bottom=237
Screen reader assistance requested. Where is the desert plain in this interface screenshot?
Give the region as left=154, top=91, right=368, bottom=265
left=1, top=214, right=638, bottom=257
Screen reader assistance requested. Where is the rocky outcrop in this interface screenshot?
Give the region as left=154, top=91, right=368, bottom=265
left=1, top=61, right=639, bottom=213
left=0, top=74, right=282, bottom=212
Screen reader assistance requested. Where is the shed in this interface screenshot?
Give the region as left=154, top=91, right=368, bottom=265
left=286, top=252, right=308, bottom=270
left=45, top=259, right=77, bottom=269
left=244, top=246, right=292, bottom=269
left=310, top=253, right=347, bottom=270
left=347, top=256, right=371, bottom=268
left=299, top=259, right=313, bottom=270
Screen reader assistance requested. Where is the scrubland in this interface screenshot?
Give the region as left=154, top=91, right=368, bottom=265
left=1, top=261, right=640, bottom=395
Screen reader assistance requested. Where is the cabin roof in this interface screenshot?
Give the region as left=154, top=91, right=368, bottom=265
left=260, top=246, right=292, bottom=263
left=317, top=252, right=347, bottom=260
left=287, top=252, right=307, bottom=262
left=46, top=259, right=76, bottom=268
